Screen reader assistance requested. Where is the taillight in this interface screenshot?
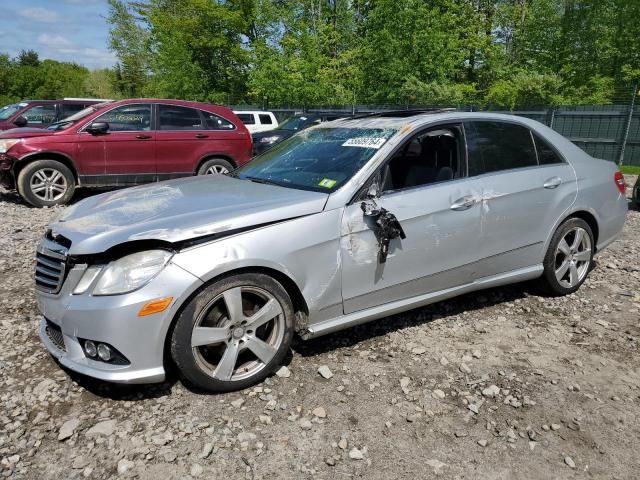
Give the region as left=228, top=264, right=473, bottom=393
left=614, top=171, right=625, bottom=195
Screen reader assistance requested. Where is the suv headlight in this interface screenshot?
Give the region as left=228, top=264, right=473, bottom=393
left=0, top=139, right=19, bottom=154
left=92, top=250, right=173, bottom=296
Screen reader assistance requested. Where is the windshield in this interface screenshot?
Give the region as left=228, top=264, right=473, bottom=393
left=235, top=127, right=397, bottom=193
left=0, top=103, right=25, bottom=120
left=278, top=116, right=316, bottom=131
left=46, top=104, right=104, bottom=131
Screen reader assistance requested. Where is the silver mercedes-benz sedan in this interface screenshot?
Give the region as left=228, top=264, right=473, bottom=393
left=35, top=111, right=628, bottom=392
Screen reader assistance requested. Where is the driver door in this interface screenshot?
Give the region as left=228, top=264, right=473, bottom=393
left=340, top=124, right=483, bottom=314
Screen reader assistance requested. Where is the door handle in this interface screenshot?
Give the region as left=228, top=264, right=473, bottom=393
left=136, top=134, right=152, bottom=140
left=543, top=176, right=562, bottom=189
left=450, top=195, right=477, bottom=211
left=194, top=133, right=209, bottom=139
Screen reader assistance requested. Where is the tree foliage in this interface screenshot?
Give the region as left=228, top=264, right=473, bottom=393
left=0, top=51, right=120, bottom=106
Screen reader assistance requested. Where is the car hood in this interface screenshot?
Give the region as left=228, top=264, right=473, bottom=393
left=0, top=127, right=55, bottom=139
left=50, top=175, right=329, bottom=255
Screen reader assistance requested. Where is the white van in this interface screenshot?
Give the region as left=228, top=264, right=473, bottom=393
left=233, top=111, right=278, bottom=134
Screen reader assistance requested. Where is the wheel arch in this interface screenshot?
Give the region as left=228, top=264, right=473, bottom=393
left=194, top=154, right=237, bottom=174
left=163, top=265, right=309, bottom=370
left=14, top=151, right=79, bottom=185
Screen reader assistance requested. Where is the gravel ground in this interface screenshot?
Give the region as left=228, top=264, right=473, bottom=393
left=0, top=177, right=638, bottom=480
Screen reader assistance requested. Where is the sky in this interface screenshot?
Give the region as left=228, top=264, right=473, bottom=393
left=0, top=0, right=116, bottom=69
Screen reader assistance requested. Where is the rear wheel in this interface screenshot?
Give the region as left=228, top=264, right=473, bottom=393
left=17, top=160, right=75, bottom=207
left=538, top=217, right=594, bottom=296
left=170, top=273, right=294, bottom=392
left=197, top=158, right=234, bottom=176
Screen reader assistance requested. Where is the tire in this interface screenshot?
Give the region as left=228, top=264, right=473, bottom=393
left=197, top=158, right=234, bottom=176
left=633, top=178, right=639, bottom=207
left=537, top=217, right=594, bottom=296
left=171, top=273, right=295, bottom=392
left=17, top=160, right=75, bottom=207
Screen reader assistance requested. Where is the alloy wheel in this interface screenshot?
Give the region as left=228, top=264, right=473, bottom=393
left=205, top=165, right=229, bottom=175
left=191, top=286, right=285, bottom=381
left=30, top=168, right=68, bottom=202
left=554, top=226, right=592, bottom=288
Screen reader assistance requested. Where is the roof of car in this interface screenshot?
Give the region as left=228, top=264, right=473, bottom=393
left=324, top=110, right=545, bottom=130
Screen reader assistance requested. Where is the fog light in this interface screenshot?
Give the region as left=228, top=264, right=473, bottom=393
left=97, top=344, right=112, bottom=362
left=84, top=340, right=97, bottom=357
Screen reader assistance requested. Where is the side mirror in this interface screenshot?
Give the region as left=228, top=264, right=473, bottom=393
left=366, top=183, right=380, bottom=199
left=13, top=116, right=27, bottom=128
left=86, top=122, right=109, bottom=134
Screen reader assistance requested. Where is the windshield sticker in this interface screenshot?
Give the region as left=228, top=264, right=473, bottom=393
left=342, top=137, right=387, bottom=149
left=318, top=178, right=337, bottom=188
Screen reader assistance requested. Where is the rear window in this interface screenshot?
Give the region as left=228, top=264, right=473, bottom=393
left=534, top=133, right=564, bottom=165
left=203, top=112, right=235, bottom=130
left=465, top=121, right=538, bottom=176
left=259, top=114, right=273, bottom=125
left=236, top=113, right=255, bottom=125
left=0, top=103, right=25, bottom=120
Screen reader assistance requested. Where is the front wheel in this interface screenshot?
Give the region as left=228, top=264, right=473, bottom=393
left=538, top=217, right=594, bottom=296
left=170, top=273, right=295, bottom=392
left=17, top=160, right=75, bottom=207
left=197, top=158, right=234, bottom=176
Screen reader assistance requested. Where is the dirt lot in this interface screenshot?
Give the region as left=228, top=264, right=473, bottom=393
left=0, top=177, right=638, bottom=480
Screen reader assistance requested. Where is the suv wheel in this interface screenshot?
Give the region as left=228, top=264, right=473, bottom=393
left=17, top=160, right=75, bottom=207
left=170, top=273, right=294, bottom=392
left=538, top=217, right=594, bottom=296
left=197, top=158, right=234, bottom=175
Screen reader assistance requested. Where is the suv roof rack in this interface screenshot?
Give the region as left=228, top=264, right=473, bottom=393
left=352, top=108, right=456, bottom=119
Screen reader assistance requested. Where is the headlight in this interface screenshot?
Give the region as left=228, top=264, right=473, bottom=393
left=93, top=250, right=173, bottom=296
left=0, top=139, right=19, bottom=154
left=259, top=135, right=281, bottom=144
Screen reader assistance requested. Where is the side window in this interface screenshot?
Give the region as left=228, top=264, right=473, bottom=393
left=59, top=104, right=85, bottom=119
left=534, top=133, right=564, bottom=165
left=203, top=112, right=235, bottom=130
left=158, top=104, right=203, bottom=130
left=94, top=104, right=151, bottom=132
left=258, top=114, right=273, bottom=125
left=236, top=113, right=255, bottom=125
left=465, top=121, right=538, bottom=176
left=23, top=105, right=57, bottom=124
left=382, top=125, right=462, bottom=192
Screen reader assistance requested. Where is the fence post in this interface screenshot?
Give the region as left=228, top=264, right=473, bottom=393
left=619, top=83, right=638, bottom=166
left=549, top=107, right=556, bottom=130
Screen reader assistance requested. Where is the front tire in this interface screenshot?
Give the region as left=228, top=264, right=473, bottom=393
left=17, top=160, right=75, bottom=207
left=538, top=217, right=594, bottom=296
left=197, top=158, right=234, bottom=176
left=171, top=273, right=295, bottom=392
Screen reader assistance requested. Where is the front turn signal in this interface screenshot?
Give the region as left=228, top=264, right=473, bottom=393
left=138, top=297, right=173, bottom=317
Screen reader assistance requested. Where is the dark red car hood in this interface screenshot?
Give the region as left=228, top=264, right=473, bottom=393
left=0, top=128, right=56, bottom=139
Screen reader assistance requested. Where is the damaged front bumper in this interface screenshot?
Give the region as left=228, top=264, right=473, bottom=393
left=0, top=153, right=15, bottom=189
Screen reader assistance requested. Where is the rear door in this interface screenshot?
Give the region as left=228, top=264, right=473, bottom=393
left=91, top=103, right=155, bottom=183
left=155, top=105, right=240, bottom=176
left=155, top=104, right=210, bottom=179
left=464, top=120, right=577, bottom=277
left=236, top=113, right=257, bottom=133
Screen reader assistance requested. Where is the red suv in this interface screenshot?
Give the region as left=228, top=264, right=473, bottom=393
left=0, top=99, right=252, bottom=207
left=0, top=99, right=104, bottom=131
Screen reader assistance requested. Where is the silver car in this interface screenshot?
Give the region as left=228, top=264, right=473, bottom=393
left=35, top=111, right=628, bottom=392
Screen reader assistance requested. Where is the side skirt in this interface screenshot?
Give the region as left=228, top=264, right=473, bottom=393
left=301, top=265, right=543, bottom=340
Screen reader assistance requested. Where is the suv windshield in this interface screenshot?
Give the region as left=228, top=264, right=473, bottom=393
left=235, top=127, right=397, bottom=193
left=0, top=103, right=24, bottom=120
left=47, top=104, right=107, bottom=131
left=278, top=116, right=315, bottom=131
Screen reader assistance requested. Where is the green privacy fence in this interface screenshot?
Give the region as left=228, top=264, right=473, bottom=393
left=494, top=105, right=639, bottom=166
left=233, top=101, right=640, bottom=166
